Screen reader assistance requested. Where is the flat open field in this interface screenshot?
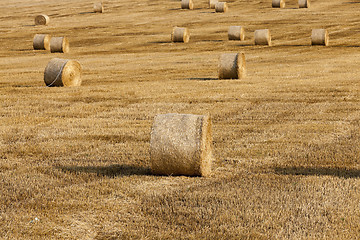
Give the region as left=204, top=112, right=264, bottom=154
left=1, top=0, right=360, bottom=239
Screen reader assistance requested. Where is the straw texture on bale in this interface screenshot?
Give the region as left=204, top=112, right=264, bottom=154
left=33, top=34, right=51, bottom=50
left=94, top=2, right=104, bottom=13
left=228, top=26, right=245, bottom=41
left=218, top=53, right=246, bottom=79
left=50, top=37, right=69, bottom=53
left=272, top=0, right=285, bottom=8
left=150, top=113, right=213, bottom=177
left=298, top=0, right=309, bottom=8
left=209, top=0, right=218, bottom=9
left=311, top=29, right=329, bottom=46
left=35, top=15, right=50, bottom=25
left=44, top=58, right=82, bottom=87
left=171, top=27, right=190, bottom=43
left=215, top=2, right=228, bottom=12
left=254, top=29, right=271, bottom=46
left=181, top=0, right=193, bottom=9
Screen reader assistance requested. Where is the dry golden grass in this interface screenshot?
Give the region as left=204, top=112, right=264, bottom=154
left=1, top=0, right=360, bottom=239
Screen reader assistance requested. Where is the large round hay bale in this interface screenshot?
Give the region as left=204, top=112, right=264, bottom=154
left=50, top=37, right=69, bottom=53
left=44, top=58, right=82, bottom=87
left=218, top=53, right=246, bottom=79
left=181, top=0, right=194, bottom=9
left=254, top=29, right=271, bottom=46
left=209, top=0, right=218, bottom=9
left=171, top=27, right=190, bottom=43
left=35, top=15, right=50, bottom=25
left=228, top=26, right=245, bottom=41
left=33, top=34, right=51, bottom=50
left=272, top=0, right=285, bottom=8
left=215, top=2, right=228, bottom=12
left=298, top=0, right=310, bottom=8
left=150, top=113, right=213, bottom=177
left=311, top=29, right=328, bottom=46
left=94, top=2, right=104, bottom=13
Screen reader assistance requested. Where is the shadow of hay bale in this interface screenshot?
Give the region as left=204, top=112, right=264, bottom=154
left=274, top=166, right=360, bottom=179
left=57, top=164, right=151, bottom=177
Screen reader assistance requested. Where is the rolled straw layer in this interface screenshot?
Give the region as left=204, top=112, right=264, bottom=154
left=272, top=0, right=285, bottom=8
left=181, top=0, right=194, bottom=9
left=228, top=26, right=245, bottom=41
left=33, top=34, right=51, bottom=50
left=50, top=37, right=70, bottom=53
left=299, top=0, right=310, bottom=8
left=171, top=27, right=190, bottom=43
left=254, top=29, right=271, bottom=46
left=44, top=58, right=82, bottom=87
left=218, top=53, right=246, bottom=79
left=35, top=15, right=50, bottom=25
left=311, top=29, right=329, bottom=46
left=94, top=2, right=104, bottom=13
left=209, top=0, right=218, bottom=9
left=215, top=2, right=228, bottom=12
left=150, top=113, right=213, bottom=177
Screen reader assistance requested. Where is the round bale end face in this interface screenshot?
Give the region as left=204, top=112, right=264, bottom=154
left=311, top=29, right=328, bottom=46
left=44, top=58, right=82, bottom=87
left=218, top=53, right=246, bottom=80
left=35, top=15, right=49, bottom=25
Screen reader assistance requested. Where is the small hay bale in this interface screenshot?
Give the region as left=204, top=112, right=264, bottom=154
left=35, top=15, right=50, bottom=25
left=298, top=0, right=310, bottom=8
left=254, top=29, right=271, bottom=46
left=215, top=2, right=228, bottom=12
left=150, top=113, right=213, bottom=177
left=50, top=37, right=69, bottom=53
left=44, top=58, right=82, bottom=87
left=181, top=0, right=194, bottom=9
left=228, top=26, right=245, bottom=41
left=171, top=27, right=190, bottom=43
left=209, top=0, right=218, bottom=9
left=218, top=53, right=246, bottom=79
left=311, top=29, right=328, bottom=46
left=94, top=2, right=104, bottom=13
left=33, top=34, right=51, bottom=50
left=272, top=0, right=285, bottom=8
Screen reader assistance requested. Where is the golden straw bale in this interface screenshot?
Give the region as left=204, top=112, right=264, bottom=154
left=209, top=0, right=218, bottom=9
left=33, top=34, right=51, bottom=50
left=218, top=53, right=246, bottom=79
left=215, top=2, right=228, bottom=12
left=298, top=0, right=310, bottom=8
left=50, top=37, right=69, bottom=53
left=311, top=29, right=329, bottom=46
left=272, top=0, right=285, bottom=8
left=228, top=26, right=245, bottom=41
left=254, top=29, right=271, bottom=46
left=44, top=58, right=82, bottom=87
left=35, top=15, right=50, bottom=25
left=171, top=27, right=190, bottom=43
left=181, top=0, right=194, bottom=9
left=150, top=113, right=213, bottom=177
left=94, top=2, right=104, bottom=13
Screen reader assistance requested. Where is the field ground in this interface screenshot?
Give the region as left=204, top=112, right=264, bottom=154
left=1, top=0, right=360, bottom=239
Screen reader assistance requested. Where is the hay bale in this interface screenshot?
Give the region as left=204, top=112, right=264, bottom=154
left=272, top=0, right=285, bottom=8
left=171, top=27, right=190, bottom=43
left=228, top=26, right=245, bottom=41
left=215, top=2, right=228, bottom=12
left=50, top=37, right=69, bottom=53
left=35, top=15, right=50, bottom=25
left=209, top=0, right=218, bottom=9
left=94, top=2, right=104, bottom=13
left=218, top=53, right=246, bottom=79
left=311, top=29, right=328, bottom=46
left=254, top=29, right=271, bottom=46
left=150, top=113, right=213, bottom=177
left=181, top=0, right=194, bottom=9
left=44, top=58, right=82, bottom=87
left=298, top=0, right=310, bottom=8
left=33, top=34, right=51, bottom=50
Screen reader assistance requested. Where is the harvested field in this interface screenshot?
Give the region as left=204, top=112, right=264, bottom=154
left=1, top=0, right=360, bottom=239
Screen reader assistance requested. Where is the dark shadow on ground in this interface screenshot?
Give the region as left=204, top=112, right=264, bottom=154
left=79, top=11, right=94, bottom=15
left=187, top=77, right=218, bottom=81
left=274, top=166, right=360, bottom=179
left=57, top=164, right=151, bottom=177
left=148, top=41, right=171, bottom=44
